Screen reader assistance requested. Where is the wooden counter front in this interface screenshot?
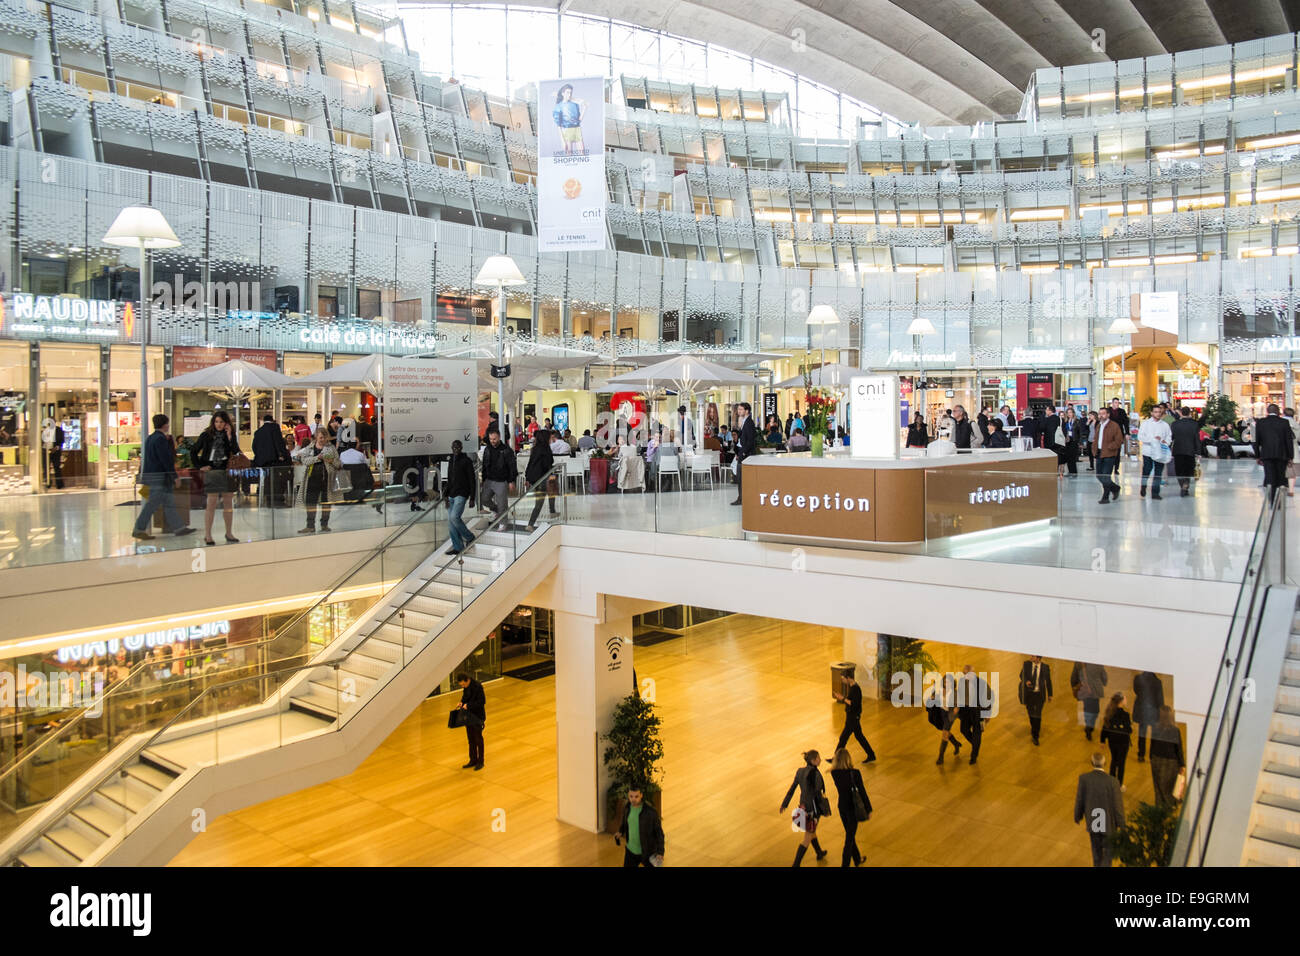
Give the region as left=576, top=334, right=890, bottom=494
left=741, top=450, right=1058, bottom=544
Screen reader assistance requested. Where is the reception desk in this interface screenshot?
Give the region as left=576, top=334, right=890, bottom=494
left=741, top=449, right=1058, bottom=545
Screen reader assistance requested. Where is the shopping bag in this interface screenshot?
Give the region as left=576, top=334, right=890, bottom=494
left=331, top=470, right=353, bottom=494
left=447, top=709, right=466, bottom=729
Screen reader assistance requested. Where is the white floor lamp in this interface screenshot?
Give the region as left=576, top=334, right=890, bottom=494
left=475, top=254, right=527, bottom=449
left=102, top=205, right=181, bottom=431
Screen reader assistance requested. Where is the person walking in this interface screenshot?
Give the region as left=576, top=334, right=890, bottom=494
left=1138, top=405, right=1172, bottom=499
left=1254, top=403, right=1295, bottom=502
left=132, top=414, right=196, bottom=540
left=952, top=405, right=980, bottom=451
left=730, top=402, right=757, bottom=505
left=251, top=413, right=290, bottom=507
left=925, top=673, right=962, bottom=764
left=1132, top=671, right=1165, bottom=763
left=456, top=672, right=485, bottom=770
left=192, top=410, right=242, bottom=546
left=444, top=440, right=477, bottom=556
left=832, top=669, right=877, bottom=763
left=956, top=665, right=992, bottom=765
left=1070, top=661, right=1108, bottom=740
left=1170, top=407, right=1200, bottom=497
left=524, top=428, right=556, bottom=531
left=1099, top=692, right=1133, bottom=791
left=828, top=749, right=871, bottom=867
left=480, top=428, right=517, bottom=528
left=1074, top=751, right=1125, bottom=867
left=779, top=750, right=830, bottom=866
left=614, top=787, right=665, bottom=867
left=1061, top=408, right=1081, bottom=476
left=1092, top=407, right=1123, bottom=503
left=1148, top=706, right=1185, bottom=806
left=296, top=428, right=340, bottom=534
left=1018, top=655, right=1052, bottom=745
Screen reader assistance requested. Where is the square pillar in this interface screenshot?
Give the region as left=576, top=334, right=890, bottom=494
left=554, top=600, right=636, bottom=832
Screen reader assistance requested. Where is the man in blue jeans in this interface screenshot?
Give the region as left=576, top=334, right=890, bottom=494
left=133, top=414, right=196, bottom=541
left=444, top=439, right=477, bottom=555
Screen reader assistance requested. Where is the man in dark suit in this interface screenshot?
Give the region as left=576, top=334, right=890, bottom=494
left=832, top=669, right=877, bottom=763
left=1254, top=403, right=1294, bottom=501
left=252, top=414, right=291, bottom=506
left=457, top=672, right=486, bottom=770
left=1070, top=661, right=1108, bottom=740
left=1108, top=397, right=1130, bottom=435
left=1133, top=671, right=1165, bottom=763
left=1041, top=408, right=1061, bottom=453
left=957, top=665, right=992, bottom=765
left=1074, top=752, right=1125, bottom=867
left=1170, top=406, right=1200, bottom=497
left=132, top=414, right=195, bottom=540
left=1018, top=655, right=1053, bottom=745
left=730, top=401, right=757, bottom=506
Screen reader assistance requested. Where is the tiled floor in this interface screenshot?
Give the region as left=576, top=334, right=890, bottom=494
left=1, top=457, right=1293, bottom=581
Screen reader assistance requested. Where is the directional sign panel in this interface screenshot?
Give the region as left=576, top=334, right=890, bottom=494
left=382, top=358, right=477, bottom=457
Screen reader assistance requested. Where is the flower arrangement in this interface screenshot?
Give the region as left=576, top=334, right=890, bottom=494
left=803, top=387, right=835, bottom=438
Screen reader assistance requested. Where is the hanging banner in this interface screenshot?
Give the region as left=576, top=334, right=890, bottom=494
left=537, top=77, right=606, bottom=252
left=382, top=358, right=477, bottom=458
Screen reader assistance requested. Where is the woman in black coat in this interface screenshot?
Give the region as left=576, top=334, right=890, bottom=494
left=828, top=748, right=871, bottom=867
left=1100, top=691, right=1134, bottom=789
left=779, top=749, right=829, bottom=866
left=524, top=429, right=555, bottom=530
left=906, top=413, right=928, bottom=448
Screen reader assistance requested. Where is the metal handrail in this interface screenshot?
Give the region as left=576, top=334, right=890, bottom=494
left=1171, top=486, right=1288, bottom=865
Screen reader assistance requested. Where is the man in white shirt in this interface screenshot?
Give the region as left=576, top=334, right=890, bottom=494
left=1137, top=405, right=1172, bottom=500
left=337, top=445, right=376, bottom=507
left=549, top=433, right=572, bottom=456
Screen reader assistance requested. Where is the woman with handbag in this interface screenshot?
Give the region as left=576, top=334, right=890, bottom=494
left=525, top=429, right=555, bottom=531
left=1099, top=692, right=1133, bottom=791
left=1148, top=705, right=1185, bottom=806
left=925, top=673, right=962, bottom=764
left=192, top=410, right=242, bottom=546
left=829, top=748, right=871, bottom=867
left=296, top=428, right=340, bottom=534
left=779, top=749, right=830, bottom=866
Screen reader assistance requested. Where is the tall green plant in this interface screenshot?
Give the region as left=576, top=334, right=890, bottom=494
left=1111, top=799, right=1178, bottom=867
left=602, top=693, right=664, bottom=795
left=1203, top=392, right=1239, bottom=428
left=1139, top=396, right=1158, bottom=419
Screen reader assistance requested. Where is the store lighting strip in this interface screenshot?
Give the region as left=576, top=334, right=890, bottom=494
left=3, top=581, right=394, bottom=657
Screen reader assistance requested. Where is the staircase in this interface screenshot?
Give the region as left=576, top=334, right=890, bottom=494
left=1245, top=622, right=1300, bottom=866
left=2, top=520, right=557, bottom=867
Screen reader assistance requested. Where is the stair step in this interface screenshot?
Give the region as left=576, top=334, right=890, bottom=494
left=123, top=762, right=175, bottom=792
left=1284, top=659, right=1300, bottom=683
left=1276, top=684, right=1300, bottom=714
left=401, top=580, right=465, bottom=604
left=95, top=780, right=153, bottom=814
left=71, top=801, right=125, bottom=837
left=337, top=652, right=390, bottom=681
left=386, top=607, right=445, bottom=632
left=1245, top=834, right=1300, bottom=866
left=1274, top=710, right=1300, bottom=738
left=18, top=844, right=72, bottom=867
left=1265, top=737, right=1300, bottom=770
left=1287, top=633, right=1300, bottom=658
left=291, top=686, right=342, bottom=717
left=309, top=675, right=371, bottom=706
left=1260, top=767, right=1300, bottom=802
left=1254, top=798, right=1300, bottom=835
left=353, top=638, right=402, bottom=664
left=45, top=825, right=98, bottom=861
left=1258, top=789, right=1300, bottom=815
left=366, top=622, right=420, bottom=647
left=1249, top=824, right=1300, bottom=851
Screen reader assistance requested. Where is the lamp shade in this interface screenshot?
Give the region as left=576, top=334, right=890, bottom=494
left=475, top=254, right=527, bottom=287
left=1107, top=317, right=1139, bottom=335
left=101, top=205, right=181, bottom=249
left=806, top=304, right=839, bottom=325
left=906, top=316, right=937, bottom=336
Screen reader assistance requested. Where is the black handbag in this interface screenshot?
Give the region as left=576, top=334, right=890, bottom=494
left=447, top=709, right=466, bottom=729
left=851, top=777, right=870, bottom=822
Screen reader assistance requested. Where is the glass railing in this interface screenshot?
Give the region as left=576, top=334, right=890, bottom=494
left=1170, top=487, right=1288, bottom=866
left=0, top=463, right=566, bottom=861
left=0, top=470, right=452, bottom=839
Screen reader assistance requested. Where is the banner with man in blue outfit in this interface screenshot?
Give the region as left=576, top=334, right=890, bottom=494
left=538, top=77, right=606, bottom=252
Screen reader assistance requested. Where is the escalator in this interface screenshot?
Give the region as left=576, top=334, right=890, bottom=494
left=0, top=467, right=565, bottom=867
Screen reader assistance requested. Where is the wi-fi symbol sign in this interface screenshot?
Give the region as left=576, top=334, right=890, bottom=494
left=605, top=636, right=622, bottom=661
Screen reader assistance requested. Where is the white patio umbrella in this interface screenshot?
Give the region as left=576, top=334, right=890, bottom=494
left=603, top=355, right=759, bottom=449
left=151, top=359, right=292, bottom=437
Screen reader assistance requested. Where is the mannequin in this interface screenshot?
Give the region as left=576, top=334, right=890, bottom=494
left=42, top=418, right=65, bottom=489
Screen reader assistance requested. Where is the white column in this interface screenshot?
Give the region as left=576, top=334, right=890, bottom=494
left=554, top=600, right=636, bottom=832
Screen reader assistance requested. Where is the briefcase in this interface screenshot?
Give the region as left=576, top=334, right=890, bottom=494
left=447, top=709, right=467, bottom=729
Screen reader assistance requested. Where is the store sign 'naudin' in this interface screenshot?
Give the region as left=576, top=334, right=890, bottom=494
left=1260, top=336, right=1300, bottom=353
left=1, top=293, right=121, bottom=338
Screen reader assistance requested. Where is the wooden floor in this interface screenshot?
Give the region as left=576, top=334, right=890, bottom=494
left=172, top=616, right=1176, bottom=867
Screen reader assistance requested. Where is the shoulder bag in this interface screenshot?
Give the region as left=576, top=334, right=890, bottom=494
left=447, top=708, right=466, bottom=729
left=811, top=770, right=832, bottom=817
left=851, top=773, right=870, bottom=822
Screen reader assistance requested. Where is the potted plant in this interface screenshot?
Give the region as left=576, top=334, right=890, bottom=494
left=1203, top=392, right=1238, bottom=430
left=1110, top=799, right=1178, bottom=866
left=802, top=374, right=835, bottom=458
left=602, top=692, right=664, bottom=832
left=875, top=634, right=939, bottom=704
left=1139, top=397, right=1158, bottom=420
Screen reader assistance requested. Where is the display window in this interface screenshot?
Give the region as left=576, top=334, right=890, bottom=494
left=1225, top=366, right=1288, bottom=418
left=0, top=342, right=30, bottom=494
